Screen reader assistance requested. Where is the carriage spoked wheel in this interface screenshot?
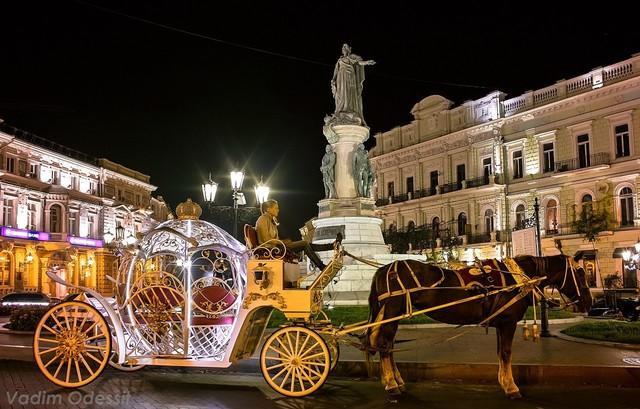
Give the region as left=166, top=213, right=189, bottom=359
left=260, top=326, right=331, bottom=397
left=33, top=301, right=111, bottom=388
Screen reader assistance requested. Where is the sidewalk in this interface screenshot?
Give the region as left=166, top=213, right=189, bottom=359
left=331, top=323, right=640, bottom=387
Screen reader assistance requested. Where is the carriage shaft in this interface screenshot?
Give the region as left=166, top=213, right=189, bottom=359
left=333, top=277, right=545, bottom=337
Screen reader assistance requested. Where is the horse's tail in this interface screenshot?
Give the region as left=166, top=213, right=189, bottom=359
left=363, top=268, right=381, bottom=354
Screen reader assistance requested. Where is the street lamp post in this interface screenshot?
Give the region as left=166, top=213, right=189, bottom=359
left=533, top=197, right=551, bottom=337
left=202, top=171, right=269, bottom=240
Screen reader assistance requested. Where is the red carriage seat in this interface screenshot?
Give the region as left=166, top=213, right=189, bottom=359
left=191, top=284, right=238, bottom=325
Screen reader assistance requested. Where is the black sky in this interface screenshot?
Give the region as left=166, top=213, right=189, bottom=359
left=2, top=1, right=640, bottom=237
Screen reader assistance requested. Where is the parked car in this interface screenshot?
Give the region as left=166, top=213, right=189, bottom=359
left=0, top=292, right=55, bottom=309
left=588, top=295, right=640, bottom=321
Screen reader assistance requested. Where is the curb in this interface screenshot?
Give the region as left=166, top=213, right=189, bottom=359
left=333, top=361, right=640, bottom=387
left=0, top=324, right=33, bottom=336
left=397, top=316, right=583, bottom=329
left=553, top=330, right=640, bottom=350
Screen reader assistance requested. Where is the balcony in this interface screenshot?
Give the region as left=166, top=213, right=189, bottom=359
left=554, top=152, right=610, bottom=173
left=440, top=182, right=462, bottom=194
left=465, top=175, right=491, bottom=189
left=466, top=231, right=502, bottom=244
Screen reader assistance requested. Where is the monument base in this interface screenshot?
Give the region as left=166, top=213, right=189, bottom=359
left=310, top=216, right=389, bottom=296
left=317, top=197, right=376, bottom=218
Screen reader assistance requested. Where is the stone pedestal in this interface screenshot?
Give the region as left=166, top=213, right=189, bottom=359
left=309, top=123, right=389, bottom=301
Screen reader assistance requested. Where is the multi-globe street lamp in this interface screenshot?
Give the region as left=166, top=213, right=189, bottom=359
left=202, top=171, right=270, bottom=239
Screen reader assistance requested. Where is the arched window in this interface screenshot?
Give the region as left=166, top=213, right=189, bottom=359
left=515, top=204, right=526, bottom=228
left=457, top=212, right=467, bottom=236
left=620, top=187, right=635, bottom=226
left=49, top=204, right=62, bottom=233
left=581, top=194, right=593, bottom=219
left=407, top=220, right=415, bottom=231
left=545, top=199, right=558, bottom=233
left=432, top=217, right=440, bottom=238
left=484, top=209, right=494, bottom=233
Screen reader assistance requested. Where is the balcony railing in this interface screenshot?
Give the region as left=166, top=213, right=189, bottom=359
left=465, top=175, right=491, bottom=188
left=466, top=231, right=502, bottom=244
left=554, top=152, right=610, bottom=173
left=440, top=182, right=462, bottom=194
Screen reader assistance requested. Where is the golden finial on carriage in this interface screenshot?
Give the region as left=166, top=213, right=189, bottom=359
left=176, top=198, right=202, bottom=220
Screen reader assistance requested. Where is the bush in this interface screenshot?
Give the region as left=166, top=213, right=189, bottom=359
left=8, top=307, right=48, bottom=332
left=562, top=321, right=640, bottom=344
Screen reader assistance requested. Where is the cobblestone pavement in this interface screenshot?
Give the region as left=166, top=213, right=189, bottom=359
left=1, top=360, right=639, bottom=409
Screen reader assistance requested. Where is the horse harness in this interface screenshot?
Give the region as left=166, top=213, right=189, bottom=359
left=376, top=257, right=552, bottom=325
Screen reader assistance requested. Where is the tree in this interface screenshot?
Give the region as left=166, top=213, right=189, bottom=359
left=573, top=202, right=612, bottom=244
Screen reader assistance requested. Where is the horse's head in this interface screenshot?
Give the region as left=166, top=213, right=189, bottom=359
left=546, top=255, right=592, bottom=313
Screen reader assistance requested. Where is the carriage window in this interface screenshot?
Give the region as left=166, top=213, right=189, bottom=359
left=484, top=209, right=494, bottom=233
left=515, top=204, right=526, bottom=228
left=457, top=213, right=467, bottom=236
left=620, top=187, right=634, bottom=226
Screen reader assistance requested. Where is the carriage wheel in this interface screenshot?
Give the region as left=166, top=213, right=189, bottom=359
left=33, top=301, right=111, bottom=388
left=260, top=326, right=330, bottom=397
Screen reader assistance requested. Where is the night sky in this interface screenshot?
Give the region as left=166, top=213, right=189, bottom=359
left=2, top=1, right=640, bottom=238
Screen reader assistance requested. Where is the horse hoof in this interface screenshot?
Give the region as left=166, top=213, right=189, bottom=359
left=507, top=391, right=522, bottom=399
left=386, top=387, right=402, bottom=396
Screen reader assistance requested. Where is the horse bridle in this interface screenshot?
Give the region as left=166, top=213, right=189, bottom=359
left=549, top=256, right=583, bottom=309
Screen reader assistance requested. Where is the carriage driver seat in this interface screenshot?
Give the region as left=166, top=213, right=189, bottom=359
left=244, top=224, right=304, bottom=287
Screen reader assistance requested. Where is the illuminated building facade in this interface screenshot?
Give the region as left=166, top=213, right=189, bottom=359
left=0, top=122, right=169, bottom=297
left=371, top=53, right=640, bottom=289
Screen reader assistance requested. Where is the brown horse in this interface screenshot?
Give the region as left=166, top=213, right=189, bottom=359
left=365, top=255, right=592, bottom=398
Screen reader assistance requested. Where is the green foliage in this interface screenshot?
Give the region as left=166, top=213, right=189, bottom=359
left=562, top=321, right=640, bottom=344
left=573, top=204, right=613, bottom=243
left=8, top=307, right=48, bottom=332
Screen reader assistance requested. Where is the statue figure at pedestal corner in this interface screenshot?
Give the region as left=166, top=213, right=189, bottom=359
left=320, top=145, right=336, bottom=199
left=364, top=158, right=375, bottom=198
left=353, top=144, right=373, bottom=197
left=323, top=43, right=375, bottom=139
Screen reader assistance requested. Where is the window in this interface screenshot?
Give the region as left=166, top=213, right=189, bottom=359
left=456, top=164, right=465, bottom=188
left=512, top=150, right=523, bottom=179
left=0, top=255, right=11, bottom=287
left=615, top=124, right=630, bottom=158
left=136, top=194, right=141, bottom=206
left=545, top=199, right=558, bottom=233
left=457, top=212, right=467, bottom=236
left=406, top=177, right=414, bottom=195
left=60, top=173, right=72, bottom=189
left=387, top=182, right=395, bottom=198
left=482, top=157, right=492, bottom=181
left=543, top=142, right=555, bottom=173
left=484, top=209, right=494, bottom=233
left=581, top=194, right=593, bottom=219
left=407, top=220, right=415, bottom=231
left=577, top=134, right=590, bottom=168
left=430, top=171, right=438, bottom=194
left=49, top=204, right=62, bottom=233
left=2, top=199, right=13, bottom=227
left=515, top=204, right=526, bottom=228
left=68, top=214, right=77, bottom=236
left=27, top=203, right=37, bottom=230
left=29, top=164, right=38, bottom=177
left=5, top=157, right=14, bottom=173
left=620, top=187, right=634, bottom=226
left=432, top=217, right=440, bottom=238
left=18, top=160, right=27, bottom=177
left=40, top=167, right=53, bottom=183
left=88, top=216, right=95, bottom=238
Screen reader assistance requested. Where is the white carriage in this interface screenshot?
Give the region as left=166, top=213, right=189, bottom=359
left=34, top=199, right=344, bottom=397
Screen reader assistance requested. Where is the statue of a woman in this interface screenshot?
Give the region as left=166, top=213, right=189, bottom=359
left=331, top=44, right=375, bottom=125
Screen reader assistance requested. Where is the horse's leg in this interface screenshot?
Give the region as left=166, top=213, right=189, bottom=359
left=496, top=322, right=521, bottom=399
left=390, top=352, right=405, bottom=392
left=371, top=299, right=404, bottom=395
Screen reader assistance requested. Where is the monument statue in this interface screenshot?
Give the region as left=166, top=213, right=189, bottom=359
left=325, top=44, right=375, bottom=131
left=320, top=145, right=336, bottom=198
left=353, top=144, right=373, bottom=197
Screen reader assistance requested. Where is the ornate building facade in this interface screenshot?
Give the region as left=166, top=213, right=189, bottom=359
left=371, top=53, right=640, bottom=289
left=0, top=122, right=169, bottom=297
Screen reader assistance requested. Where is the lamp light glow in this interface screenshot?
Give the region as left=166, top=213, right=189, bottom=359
left=202, top=173, right=218, bottom=203
left=255, top=178, right=270, bottom=205
left=230, top=170, right=245, bottom=190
